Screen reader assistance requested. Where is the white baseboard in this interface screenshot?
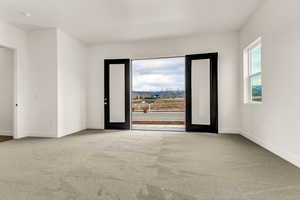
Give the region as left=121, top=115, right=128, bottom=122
left=25, top=132, right=58, bottom=138
left=87, top=125, right=104, bottom=130
left=241, top=130, right=300, bottom=168
left=24, top=128, right=87, bottom=138
left=58, top=128, right=87, bottom=138
left=0, top=130, right=13, bottom=136
left=219, top=129, right=241, bottom=134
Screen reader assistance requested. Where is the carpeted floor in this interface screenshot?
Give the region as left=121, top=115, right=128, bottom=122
left=0, top=130, right=300, bottom=200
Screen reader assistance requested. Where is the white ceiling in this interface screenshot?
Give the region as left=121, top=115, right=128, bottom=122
left=0, top=0, right=263, bottom=44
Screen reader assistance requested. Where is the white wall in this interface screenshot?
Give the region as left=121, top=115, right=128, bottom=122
left=240, top=0, right=300, bottom=167
left=0, top=21, right=87, bottom=139
left=0, top=48, right=14, bottom=136
left=27, top=29, right=88, bottom=138
left=57, top=30, right=87, bottom=137
left=88, top=32, right=241, bottom=132
left=27, top=29, right=58, bottom=137
left=0, top=20, right=29, bottom=139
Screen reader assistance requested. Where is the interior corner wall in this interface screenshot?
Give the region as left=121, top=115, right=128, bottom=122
left=26, top=29, right=88, bottom=138
left=240, top=0, right=300, bottom=167
left=87, top=32, right=241, bottom=133
left=27, top=29, right=58, bottom=137
left=57, top=30, right=88, bottom=137
left=0, top=48, right=14, bottom=136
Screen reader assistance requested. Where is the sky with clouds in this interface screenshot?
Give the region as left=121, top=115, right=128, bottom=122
left=132, top=57, right=185, bottom=91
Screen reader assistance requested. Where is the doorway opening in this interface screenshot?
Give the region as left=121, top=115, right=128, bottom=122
left=131, top=57, right=185, bottom=131
left=104, top=53, right=218, bottom=133
left=0, top=46, right=16, bottom=141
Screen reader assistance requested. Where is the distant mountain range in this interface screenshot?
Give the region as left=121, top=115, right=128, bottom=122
left=132, top=87, right=262, bottom=100
left=132, top=90, right=185, bottom=99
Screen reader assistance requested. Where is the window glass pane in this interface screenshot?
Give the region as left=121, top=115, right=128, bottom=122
left=250, top=44, right=261, bottom=74
left=250, top=74, right=262, bottom=102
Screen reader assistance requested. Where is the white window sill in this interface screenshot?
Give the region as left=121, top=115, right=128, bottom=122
left=245, top=101, right=263, bottom=105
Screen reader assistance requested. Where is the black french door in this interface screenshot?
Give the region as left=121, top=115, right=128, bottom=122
left=104, top=54, right=218, bottom=133
left=104, top=59, right=130, bottom=129
left=185, top=53, right=218, bottom=133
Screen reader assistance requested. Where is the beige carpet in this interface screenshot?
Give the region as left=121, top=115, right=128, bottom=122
left=0, top=130, right=300, bottom=200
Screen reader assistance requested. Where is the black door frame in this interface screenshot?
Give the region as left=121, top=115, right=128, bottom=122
left=185, top=53, right=218, bottom=133
left=104, top=59, right=130, bottom=129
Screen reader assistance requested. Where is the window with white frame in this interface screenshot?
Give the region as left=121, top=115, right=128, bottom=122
left=244, top=38, right=262, bottom=103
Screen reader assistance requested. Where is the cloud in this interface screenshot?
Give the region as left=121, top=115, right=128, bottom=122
left=132, top=57, right=185, bottom=91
